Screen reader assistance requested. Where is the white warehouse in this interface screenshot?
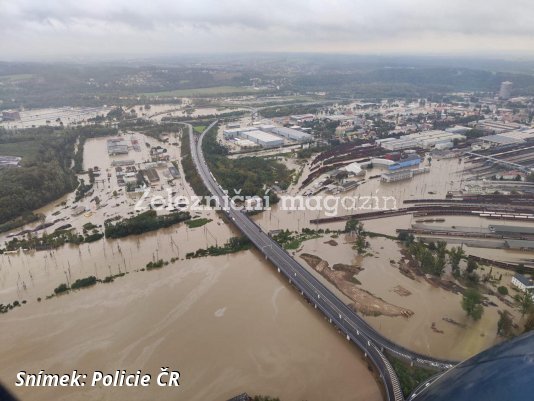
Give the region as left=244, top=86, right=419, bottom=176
left=381, top=130, right=465, bottom=151
left=271, top=127, right=312, bottom=143
left=223, top=127, right=255, bottom=139
left=240, top=130, right=284, bottom=148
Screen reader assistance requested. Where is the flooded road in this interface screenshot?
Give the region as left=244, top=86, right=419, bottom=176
left=0, top=251, right=382, bottom=401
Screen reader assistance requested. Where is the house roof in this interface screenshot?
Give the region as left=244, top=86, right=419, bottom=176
left=513, top=273, right=533, bottom=286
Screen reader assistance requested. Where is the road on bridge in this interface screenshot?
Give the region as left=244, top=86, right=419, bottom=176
left=185, top=121, right=458, bottom=401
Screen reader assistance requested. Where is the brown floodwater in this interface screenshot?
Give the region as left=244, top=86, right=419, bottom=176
left=246, top=155, right=532, bottom=360
left=1, top=130, right=528, bottom=401
left=296, top=235, right=522, bottom=361
left=252, top=158, right=466, bottom=233
left=0, top=129, right=383, bottom=401
left=0, top=251, right=382, bottom=401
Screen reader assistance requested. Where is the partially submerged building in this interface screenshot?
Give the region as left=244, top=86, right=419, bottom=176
left=107, top=138, right=129, bottom=155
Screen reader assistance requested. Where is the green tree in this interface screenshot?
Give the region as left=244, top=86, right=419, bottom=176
left=497, top=310, right=514, bottom=337
left=497, top=286, right=509, bottom=296
left=433, top=241, right=447, bottom=276
left=449, top=246, right=465, bottom=276
left=462, top=288, right=484, bottom=320
left=515, top=291, right=534, bottom=318
left=355, top=235, right=367, bottom=255
left=466, top=258, right=478, bottom=274
left=420, top=248, right=436, bottom=274
left=345, top=219, right=362, bottom=234
left=54, top=283, right=69, bottom=295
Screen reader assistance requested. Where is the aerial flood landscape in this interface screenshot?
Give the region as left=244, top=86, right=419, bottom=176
left=1, top=1, right=534, bottom=401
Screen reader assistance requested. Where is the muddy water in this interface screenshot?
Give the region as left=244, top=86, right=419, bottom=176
left=297, top=235, right=521, bottom=361
left=0, top=130, right=238, bottom=299
left=145, top=104, right=247, bottom=123
left=252, top=158, right=466, bottom=233
left=0, top=217, right=237, bottom=302
left=0, top=128, right=383, bottom=401
left=362, top=215, right=534, bottom=264
left=0, top=251, right=382, bottom=401
left=248, top=155, right=532, bottom=359
left=0, top=125, right=525, bottom=401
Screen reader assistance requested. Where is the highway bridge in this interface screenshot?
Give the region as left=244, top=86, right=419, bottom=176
left=186, top=122, right=458, bottom=401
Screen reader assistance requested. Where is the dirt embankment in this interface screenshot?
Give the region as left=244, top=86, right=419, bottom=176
left=324, top=239, right=338, bottom=246
left=300, top=253, right=414, bottom=318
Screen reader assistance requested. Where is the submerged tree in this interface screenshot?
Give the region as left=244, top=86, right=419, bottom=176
left=497, top=310, right=514, bottom=337
left=515, top=291, right=534, bottom=318
left=462, top=288, right=484, bottom=321
left=449, top=246, right=465, bottom=277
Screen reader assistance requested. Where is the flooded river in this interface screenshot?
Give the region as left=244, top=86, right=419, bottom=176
left=0, top=128, right=382, bottom=400
left=1, top=129, right=529, bottom=401
left=0, top=251, right=381, bottom=401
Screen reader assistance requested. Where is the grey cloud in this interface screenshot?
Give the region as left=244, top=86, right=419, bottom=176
left=1, top=0, right=534, bottom=58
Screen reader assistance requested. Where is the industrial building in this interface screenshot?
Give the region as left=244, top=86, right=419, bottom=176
left=258, top=124, right=275, bottom=132
left=474, top=119, right=524, bottom=134
left=111, top=160, right=135, bottom=167
left=107, top=138, right=129, bottom=155
left=499, top=81, right=513, bottom=100
left=479, top=128, right=534, bottom=147
left=289, top=114, right=315, bottom=124
left=224, top=125, right=310, bottom=147
left=1, top=110, right=20, bottom=121
left=223, top=128, right=246, bottom=139
left=239, top=130, right=284, bottom=148
left=380, top=130, right=465, bottom=151
left=0, top=156, right=21, bottom=169
left=271, top=127, right=312, bottom=143
left=370, top=158, right=395, bottom=168
left=381, top=170, right=413, bottom=182
left=340, top=162, right=365, bottom=176
left=381, top=167, right=429, bottom=182
left=144, top=168, right=160, bottom=183
left=388, top=154, right=421, bottom=170
left=233, top=138, right=258, bottom=149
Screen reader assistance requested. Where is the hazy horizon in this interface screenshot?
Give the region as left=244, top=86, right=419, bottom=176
left=2, top=0, right=534, bottom=61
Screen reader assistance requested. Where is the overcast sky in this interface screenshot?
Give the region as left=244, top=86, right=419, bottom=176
left=2, top=0, right=534, bottom=60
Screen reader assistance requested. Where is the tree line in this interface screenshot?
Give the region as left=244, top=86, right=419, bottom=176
left=0, top=125, right=117, bottom=227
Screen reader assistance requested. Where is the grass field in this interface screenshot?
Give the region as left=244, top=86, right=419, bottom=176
left=0, top=74, right=34, bottom=82
left=141, top=85, right=262, bottom=98
left=193, top=125, right=207, bottom=134
left=185, top=218, right=212, bottom=228
left=0, top=141, right=42, bottom=161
